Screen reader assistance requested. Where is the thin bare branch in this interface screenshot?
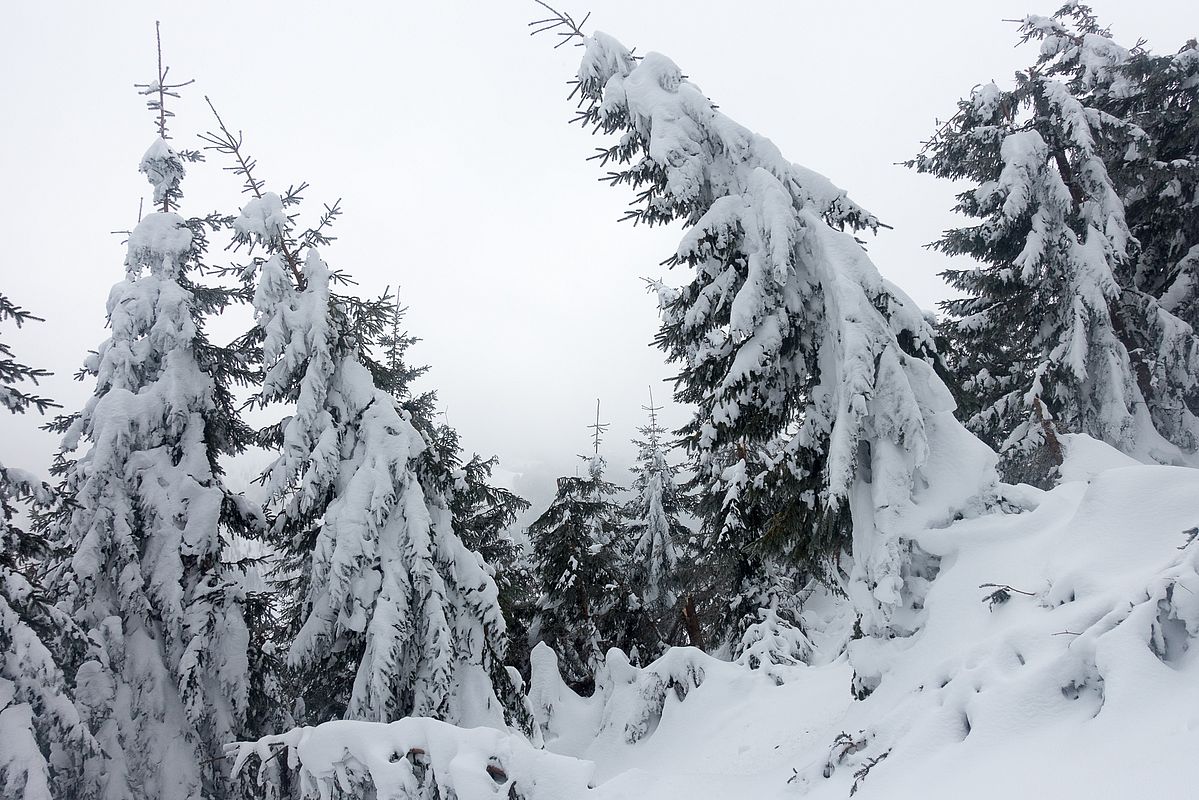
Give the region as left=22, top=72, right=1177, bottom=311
left=529, top=1, right=589, bottom=48
left=200, top=96, right=306, bottom=290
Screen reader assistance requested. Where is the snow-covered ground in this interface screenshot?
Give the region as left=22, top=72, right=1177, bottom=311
left=235, top=434, right=1199, bottom=798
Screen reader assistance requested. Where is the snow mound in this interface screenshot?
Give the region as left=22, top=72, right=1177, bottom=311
left=231, top=716, right=593, bottom=800
left=1057, top=432, right=1142, bottom=483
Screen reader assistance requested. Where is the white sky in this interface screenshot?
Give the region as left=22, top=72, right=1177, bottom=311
left=1, top=1, right=1193, bottom=518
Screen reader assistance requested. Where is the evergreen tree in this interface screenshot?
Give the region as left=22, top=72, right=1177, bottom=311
left=1034, top=9, right=1199, bottom=453
left=373, top=295, right=533, bottom=674
left=0, top=295, right=56, bottom=417
left=449, top=451, right=535, bottom=675
left=910, top=5, right=1199, bottom=479
left=0, top=298, right=98, bottom=800
left=535, top=11, right=996, bottom=642
left=47, top=43, right=261, bottom=800
left=620, top=390, right=687, bottom=656
left=1113, top=42, right=1199, bottom=329
left=528, top=405, right=625, bottom=690
left=212, top=114, right=528, bottom=731
left=683, top=439, right=809, bottom=666
left=1019, top=7, right=1199, bottom=322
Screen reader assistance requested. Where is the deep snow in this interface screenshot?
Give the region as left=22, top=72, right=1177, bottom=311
left=235, top=434, right=1199, bottom=798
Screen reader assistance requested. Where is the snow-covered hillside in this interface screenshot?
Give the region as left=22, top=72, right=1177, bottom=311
left=233, top=435, right=1199, bottom=798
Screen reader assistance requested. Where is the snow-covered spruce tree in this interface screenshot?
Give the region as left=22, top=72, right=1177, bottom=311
left=374, top=295, right=535, bottom=676
left=535, top=10, right=995, bottom=650
left=619, top=392, right=687, bottom=656
left=679, top=438, right=810, bottom=668
left=0, top=297, right=98, bottom=800
left=47, top=53, right=262, bottom=800
left=1028, top=9, right=1199, bottom=452
left=528, top=448, right=625, bottom=691
left=1020, top=7, right=1199, bottom=322
left=1113, top=42, right=1199, bottom=330
left=212, top=115, right=529, bottom=733
left=448, top=451, right=535, bottom=675
left=910, top=6, right=1199, bottom=479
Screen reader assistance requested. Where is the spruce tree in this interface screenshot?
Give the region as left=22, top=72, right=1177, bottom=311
left=682, top=438, right=809, bottom=665
left=0, top=297, right=98, bottom=800
left=47, top=38, right=261, bottom=800
left=534, top=10, right=996, bottom=643
left=449, top=452, right=535, bottom=675
left=620, top=390, right=687, bottom=656
left=210, top=114, right=528, bottom=732
left=374, top=295, right=533, bottom=674
left=528, top=406, right=625, bottom=691
left=1113, top=42, right=1199, bottom=330
left=910, top=5, right=1199, bottom=478
left=1039, top=11, right=1199, bottom=453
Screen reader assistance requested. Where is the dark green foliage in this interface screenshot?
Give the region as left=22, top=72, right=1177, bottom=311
left=528, top=457, right=624, bottom=693
left=0, top=294, right=59, bottom=416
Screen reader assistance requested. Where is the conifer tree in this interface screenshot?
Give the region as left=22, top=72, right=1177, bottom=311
left=209, top=113, right=528, bottom=733
left=528, top=404, right=625, bottom=690
left=47, top=35, right=262, bottom=800
left=1033, top=9, right=1199, bottom=453
left=374, top=295, right=533, bottom=672
left=680, top=438, right=810, bottom=666
left=534, top=9, right=996, bottom=643
left=910, top=5, right=1199, bottom=478
left=449, top=451, right=535, bottom=674
left=1112, top=42, right=1199, bottom=330
left=620, top=390, right=687, bottom=656
left=0, top=297, right=98, bottom=800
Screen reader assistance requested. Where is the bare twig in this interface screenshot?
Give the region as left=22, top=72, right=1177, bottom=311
left=529, top=1, right=590, bottom=48
left=199, top=97, right=306, bottom=289
left=587, top=397, right=609, bottom=454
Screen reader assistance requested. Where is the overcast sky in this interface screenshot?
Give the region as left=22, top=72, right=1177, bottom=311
left=1, top=0, right=1192, bottom=519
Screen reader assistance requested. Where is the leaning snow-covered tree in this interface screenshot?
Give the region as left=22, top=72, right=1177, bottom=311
left=0, top=296, right=98, bottom=800
left=210, top=112, right=529, bottom=733
left=534, top=9, right=996, bottom=651
left=45, top=54, right=263, bottom=800
left=910, top=5, right=1199, bottom=480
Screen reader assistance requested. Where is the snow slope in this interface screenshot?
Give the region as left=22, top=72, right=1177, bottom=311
left=234, top=436, right=1199, bottom=798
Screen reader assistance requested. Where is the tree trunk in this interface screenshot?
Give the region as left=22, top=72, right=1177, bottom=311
left=681, top=594, right=705, bottom=651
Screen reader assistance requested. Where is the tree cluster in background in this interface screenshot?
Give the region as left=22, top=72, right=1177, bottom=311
left=1, top=5, right=1195, bottom=799
left=910, top=4, right=1199, bottom=486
